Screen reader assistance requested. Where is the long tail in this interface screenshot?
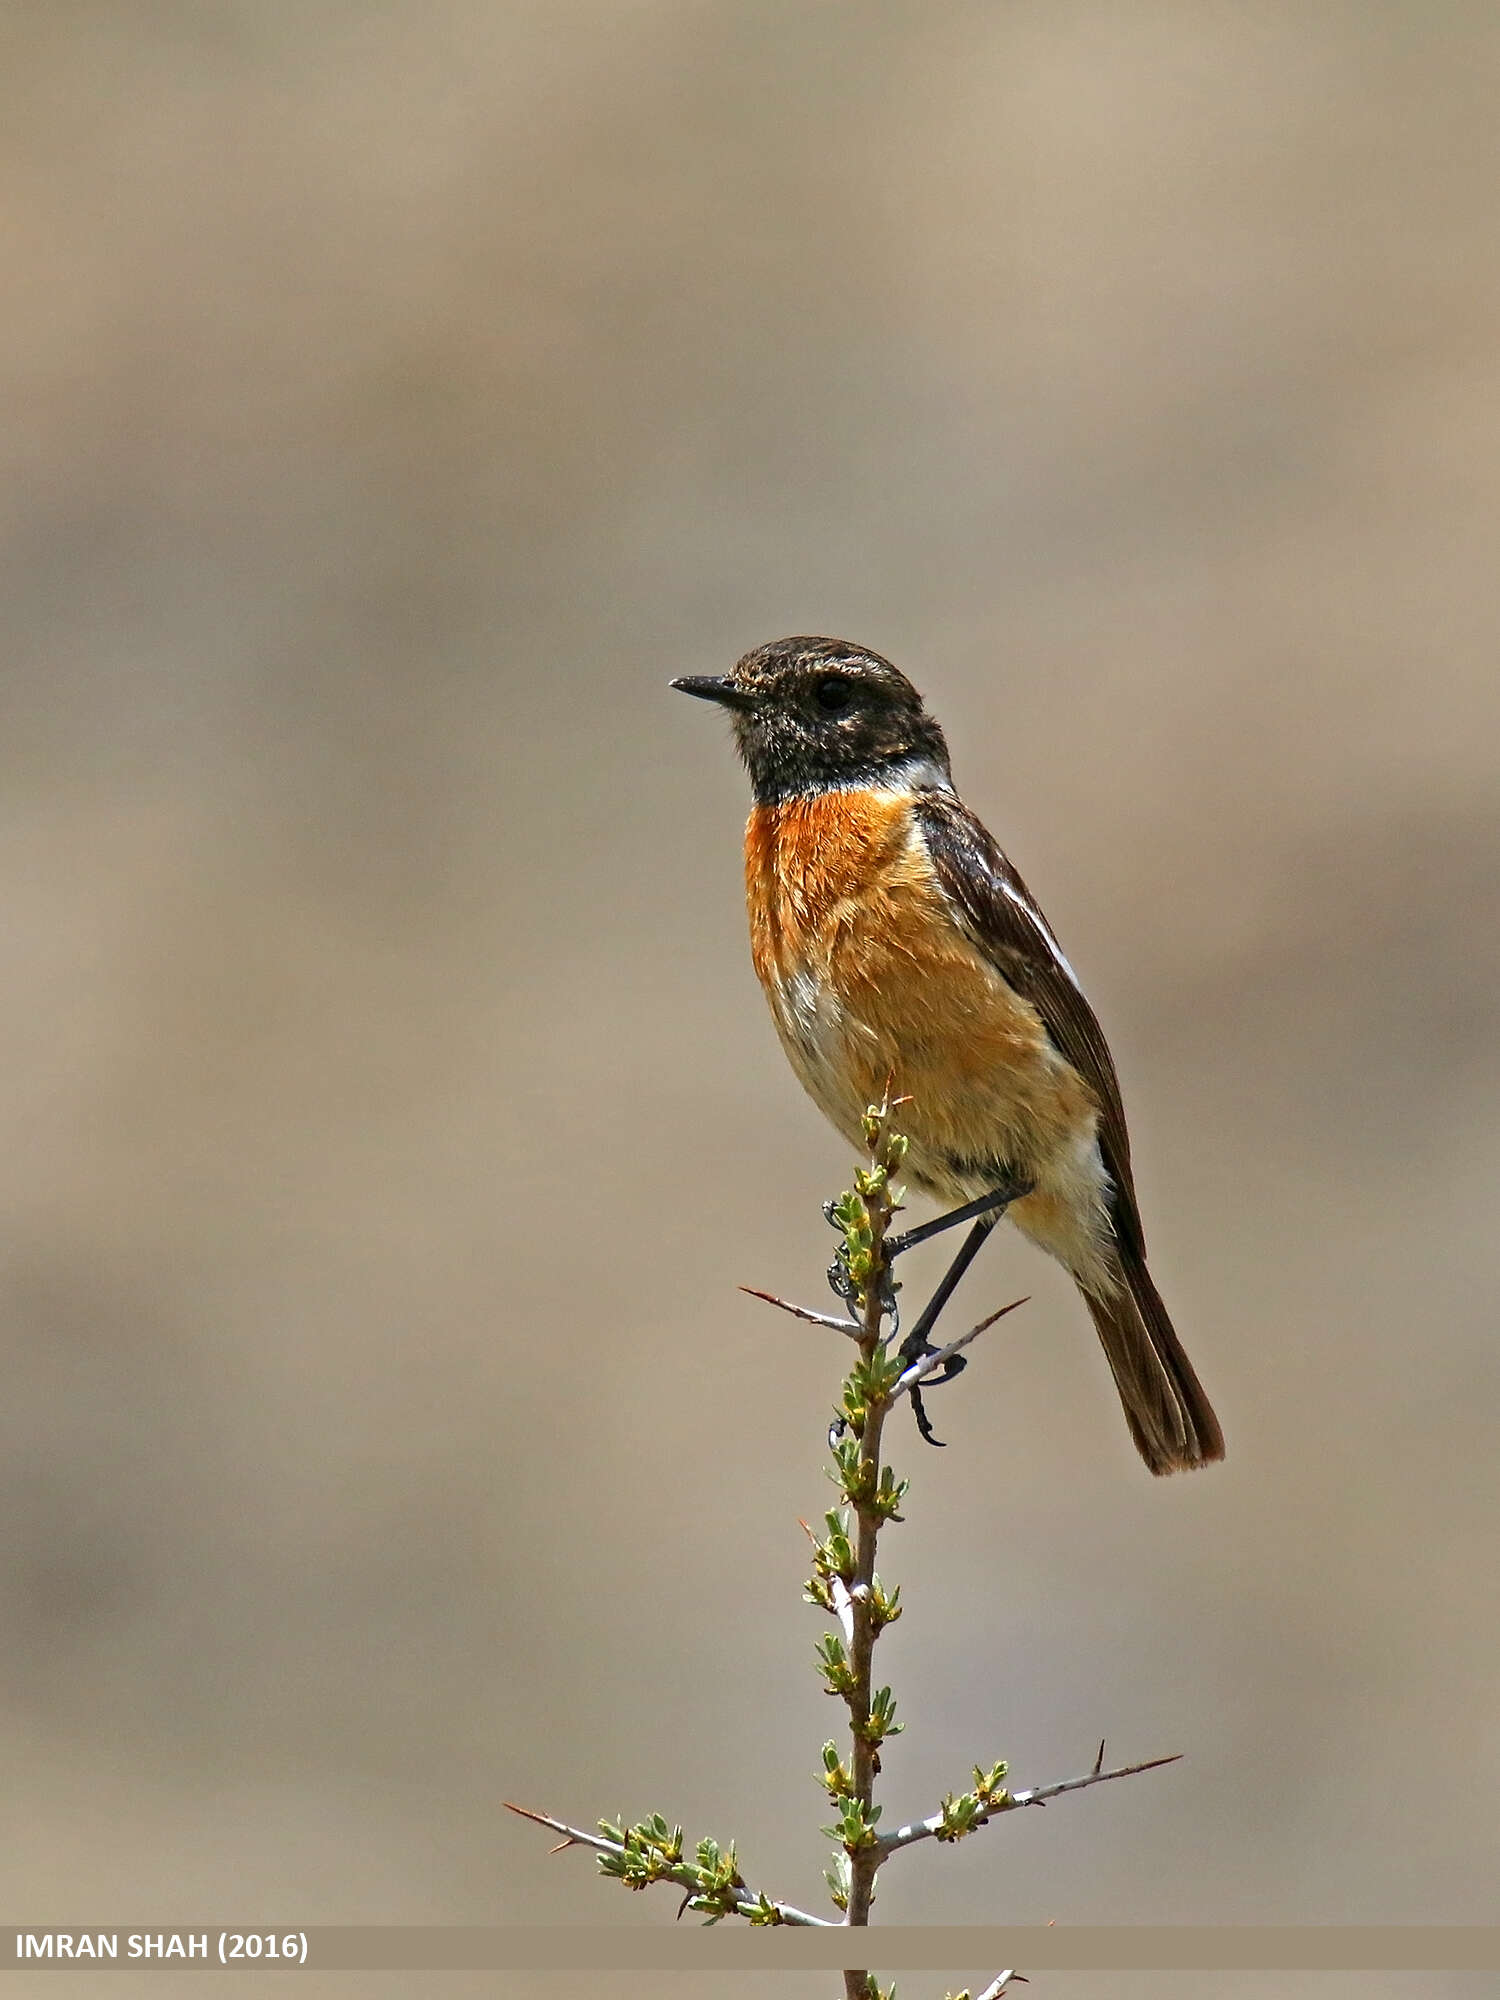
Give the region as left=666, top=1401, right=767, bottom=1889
left=1081, top=1242, right=1225, bottom=1476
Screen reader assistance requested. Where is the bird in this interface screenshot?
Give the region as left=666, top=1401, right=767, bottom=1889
left=671, top=636, right=1224, bottom=1475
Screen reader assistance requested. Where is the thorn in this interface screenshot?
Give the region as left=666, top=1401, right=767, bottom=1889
left=547, top=1839, right=573, bottom=1854
left=676, top=1893, right=693, bottom=1922
left=740, top=1286, right=861, bottom=1336
left=1093, top=1740, right=1106, bottom=1777
left=894, top=1297, right=1029, bottom=1409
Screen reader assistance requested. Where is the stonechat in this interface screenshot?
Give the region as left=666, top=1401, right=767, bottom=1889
left=672, top=636, right=1223, bottom=1475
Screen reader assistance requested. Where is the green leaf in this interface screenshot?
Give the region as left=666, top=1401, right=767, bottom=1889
left=934, top=1789, right=985, bottom=1842
left=863, top=1684, right=903, bottom=1745
left=822, top=1797, right=882, bottom=1851
left=819, top=1740, right=855, bottom=1797
left=814, top=1631, right=857, bottom=1697
left=972, top=1759, right=1010, bottom=1805
left=823, top=1848, right=851, bottom=1912
left=868, top=1577, right=903, bottom=1628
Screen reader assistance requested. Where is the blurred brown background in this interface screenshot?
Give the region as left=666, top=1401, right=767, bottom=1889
left=2, top=3, right=1498, bottom=1997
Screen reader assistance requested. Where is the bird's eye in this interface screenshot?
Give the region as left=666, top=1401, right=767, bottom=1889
left=812, top=675, right=853, bottom=715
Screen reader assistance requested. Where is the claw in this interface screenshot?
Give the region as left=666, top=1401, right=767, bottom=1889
left=826, top=1247, right=901, bottom=1332
left=910, top=1383, right=946, bottom=1447
left=900, top=1338, right=968, bottom=1446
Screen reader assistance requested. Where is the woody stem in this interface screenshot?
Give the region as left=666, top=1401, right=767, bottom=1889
left=843, top=1180, right=895, bottom=1956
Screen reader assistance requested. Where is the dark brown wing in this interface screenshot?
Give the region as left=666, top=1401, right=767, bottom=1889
left=914, top=788, right=1145, bottom=1257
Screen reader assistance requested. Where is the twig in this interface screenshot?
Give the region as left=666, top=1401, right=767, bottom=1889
left=889, top=1298, right=1029, bottom=1402
left=974, top=1973, right=1026, bottom=2000
left=876, top=1748, right=1183, bottom=1857
left=740, top=1286, right=862, bottom=1339
left=502, top=1802, right=832, bottom=1927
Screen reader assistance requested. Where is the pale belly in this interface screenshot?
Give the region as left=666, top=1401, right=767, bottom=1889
left=762, top=919, right=1116, bottom=1291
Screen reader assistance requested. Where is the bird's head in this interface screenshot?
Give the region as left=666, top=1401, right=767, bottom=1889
left=672, top=637, right=951, bottom=803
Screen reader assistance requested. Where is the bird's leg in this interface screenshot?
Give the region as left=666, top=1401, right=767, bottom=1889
left=897, top=1174, right=1030, bottom=1445
left=901, top=1216, right=994, bottom=1447
left=885, top=1171, right=1033, bottom=1261
left=830, top=1176, right=1034, bottom=1429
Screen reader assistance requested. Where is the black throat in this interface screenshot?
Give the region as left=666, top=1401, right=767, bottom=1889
left=738, top=714, right=952, bottom=806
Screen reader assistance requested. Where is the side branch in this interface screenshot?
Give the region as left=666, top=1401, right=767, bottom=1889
left=740, top=1286, right=862, bottom=1338
left=877, top=1748, right=1182, bottom=1857
left=890, top=1298, right=1028, bottom=1402
left=502, top=1802, right=833, bottom=1927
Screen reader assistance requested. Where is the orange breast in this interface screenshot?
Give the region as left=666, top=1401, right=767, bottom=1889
left=745, top=789, right=918, bottom=988
left=743, top=788, right=1105, bottom=1260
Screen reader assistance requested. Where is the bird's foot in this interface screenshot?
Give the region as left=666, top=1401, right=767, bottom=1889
left=897, top=1334, right=968, bottom=1448
left=825, top=1243, right=900, bottom=1335
left=826, top=1244, right=858, bottom=1305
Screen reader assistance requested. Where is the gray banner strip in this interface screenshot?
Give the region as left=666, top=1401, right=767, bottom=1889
left=5, top=1929, right=1500, bottom=1971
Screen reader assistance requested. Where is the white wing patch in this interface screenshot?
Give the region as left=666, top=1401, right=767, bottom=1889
left=998, top=876, right=1082, bottom=990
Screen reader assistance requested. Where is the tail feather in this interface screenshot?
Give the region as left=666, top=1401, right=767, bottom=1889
left=1082, top=1246, right=1224, bottom=1476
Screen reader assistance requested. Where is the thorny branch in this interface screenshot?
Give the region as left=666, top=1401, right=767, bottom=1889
left=878, top=1745, right=1184, bottom=1858
left=889, top=1297, right=1029, bottom=1401
left=501, top=1801, right=831, bottom=1927
left=510, top=1099, right=1189, bottom=2000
